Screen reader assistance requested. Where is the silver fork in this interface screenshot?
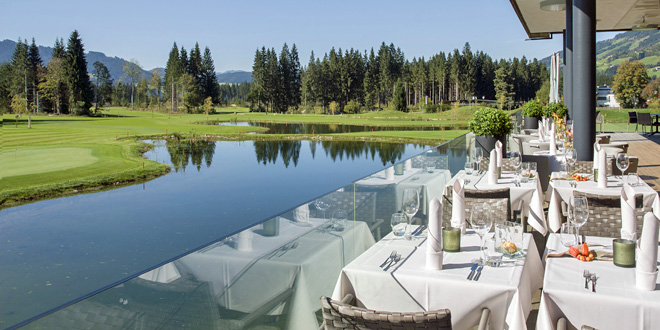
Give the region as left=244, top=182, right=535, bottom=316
left=379, top=250, right=397, bottom=268
left=383, top=254, right=401, bottom=271
left=583, top=270, right=591, bottom=289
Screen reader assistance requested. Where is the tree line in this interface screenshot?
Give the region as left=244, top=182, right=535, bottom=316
left=249, top=42, right=549, bottom=113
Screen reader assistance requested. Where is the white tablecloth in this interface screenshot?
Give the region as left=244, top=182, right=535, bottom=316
left=356, top=168, right=421, bottom=186
left=447, top=171, right=547, bottom=235
left=537, top=234, right=660, bottom=329
left=396, top=169, right=452, bottom=215
left=546, top=173, right=660, bottom=232
left=333, top=229, right=543, bottom=330
left=532, top=150, right=567, bottom=173
left=181, top=218, right=375, bottom=329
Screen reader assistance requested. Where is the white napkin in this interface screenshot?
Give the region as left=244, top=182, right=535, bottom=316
left=538, top=120, right=546, bottom=142
left=451, top=179, right=466, bottom=235
left=488, top=149, right=498, bottom=184
left=638, top=212, right=659, bottom=273
left=495, top=141, right=503, bottom=177
left=593, top=142, right=601, bottom=170
left=385, top=167, right=395, bottom=180
left=426, top=197, right=443, bottom=270
left=404, top=159, right=412, bottom=171
left=621, top=184, right=637, bottom=240
left=549, top=122, right=557, bottom=156
left=293, top=204, right=310, bottom=223
left=598, top=149, right=607, bottom=188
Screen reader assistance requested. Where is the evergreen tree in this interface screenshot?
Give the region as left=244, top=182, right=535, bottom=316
left=92, top=61, right=112, bottom=111
left=200, top=46, right=220, bottom=103
left=122, top=59, right=142, bottom=110
left=302, top=51, right=318, bottom=108
left=10, top=38, right=28, bottom=108
left=288, top=44, right=301, bottom=110
left=0, top=63, right=11, bottom=113
left=27, top=38, right=43, bottom=110
left=494, top=60, right=514, bottom=109
left=149, top=69, right=162, bottom=113
left=65, top=30, right=93, bottom=115
left=164, top=42, right=182, bottom=114
left=52, top=38, right=65, bottom=59
left=363, top=48, right=379, bottom=109
left=461, top=42, right=475, bottom=100
left=393, top=78, right=406, bottom=112
left=179, top=47, right=189, bottom=75
left=276, top=43, right=291, bottom=113
left=249, top=48, right=266, bottom=111
left=189, top=43, right=202, bottom=86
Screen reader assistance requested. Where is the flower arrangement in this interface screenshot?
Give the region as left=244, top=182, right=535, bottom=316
left=552, top=112, right=573, bottom=147
left=543, top=102, right=568, bottom=119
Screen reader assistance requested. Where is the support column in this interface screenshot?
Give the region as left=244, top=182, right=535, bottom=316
left=563, top=0, right=573, bottom=119
left=572, top=0, right=596, bottom=161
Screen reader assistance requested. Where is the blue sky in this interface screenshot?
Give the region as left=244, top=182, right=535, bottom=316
left=1, top=0, right=620, bottom=72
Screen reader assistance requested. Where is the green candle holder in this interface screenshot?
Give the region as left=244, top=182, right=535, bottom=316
left=613, top=238, right=635, bottom=268
left=442, top=227, right=461, bottom=252
left=394, top=163, right=404, bottom=175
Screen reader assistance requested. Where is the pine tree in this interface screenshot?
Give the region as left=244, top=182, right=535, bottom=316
left=27, top=38, right=43, bottom=110
left=363, top=48, right=379, bottom=109
left=393, top=78, right=406, bottom=112
left=10, top=38, right=28, bottom=107
left=92, top=61, right=112, bottom=111
left=288, top=44, right=301, bottom=110
left=249, top=48, right=266, bottom=111
left=200, top=47, right=220, bottom=103
left=179, top=47, right=189, bottom=75
left=164, top=42, right=181, bottom=115
left=52, top=38, right=65, bottom=59
left=189, top=43, right=202, bottom=87
left=122, top=59, right=142, bottom=110
left=65, top=30, right=93, bottom=115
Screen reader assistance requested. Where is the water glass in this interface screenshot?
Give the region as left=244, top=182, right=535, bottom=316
left=465, top=161, right=474, bottom=175
left=560, top=223, right=578, bottom=247
left=529, top=162, right=538, bottom=182
left=331, top=209, right=348, bottom=231
left=514, top=170, right=522, bottom=186
left=510, top=151, right=521, bottom=170
left=485, top=236, right=503, bottom=267
left=470, top=204, right=492, bottom=263
left=521, top=162, right=531, bottom=183
left=627, top=173, right=639, bottom=187
left=391, top=213, right=407, bottom=237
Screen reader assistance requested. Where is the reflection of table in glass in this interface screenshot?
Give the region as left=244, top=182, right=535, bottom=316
left=332, top=230, right=543, bottom=329
left=395, top=169, right=452, bottom=216
left=546, top=172, right=660, bottom=232
left=180, top=218, right=375, bottom=329
left=356, top=168, right=421, bottom=187
left=537, top=234, right=660, bottom=329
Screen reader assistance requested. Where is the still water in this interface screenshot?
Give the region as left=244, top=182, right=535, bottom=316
left=219, top=121, right=467, bottom=134
left=0, top=139, right=428, bottom=328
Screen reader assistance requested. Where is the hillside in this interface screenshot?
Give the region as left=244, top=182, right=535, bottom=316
left=0, top=39, right=253, bottom=84
left=541, top=30, right=660, bottom=79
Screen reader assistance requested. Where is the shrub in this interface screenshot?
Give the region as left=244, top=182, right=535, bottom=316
left=468, top=107, right=513, bottom=137
left=344, top=100, right=361, bottom=114
left=520, top=100, right=544, bottom=117
left=424, top=104, right=440, bottom=113
left=543, top=102, right=568, bottom=118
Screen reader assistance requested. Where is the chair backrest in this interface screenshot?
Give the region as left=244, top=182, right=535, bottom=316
left=522, top=155, right=550, bottom=192
left=595, top=111, right=604, bottom=123
left=567, top=160, right=593, bottom=175
left=628, top=111, right=638, bottom=123
left=441, top=187, right=512, bottom=226
left=609, top=156, right=639, bottom=174
left=638, top=112, right=652, bottom=125
left=575, top=191, right=644, bottom=238
left=320, top=296, right=452, bottom=330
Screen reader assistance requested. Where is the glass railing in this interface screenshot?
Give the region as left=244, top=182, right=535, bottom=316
left=18, top=134, right=472, bottom=330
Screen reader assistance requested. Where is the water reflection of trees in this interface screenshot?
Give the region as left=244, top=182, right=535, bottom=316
left=166, top=139, right=216, bottom=172
left=254, top=140, right=409, bottom=166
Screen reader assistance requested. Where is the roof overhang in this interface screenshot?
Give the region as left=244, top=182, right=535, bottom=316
left=510, top=0, right=660, bottom=39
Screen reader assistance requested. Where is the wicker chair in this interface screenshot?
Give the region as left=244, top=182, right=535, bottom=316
left=566, top=160, right=594, bottom=175
left=571, top=192, right=645, bottom=238
left=608, top=156, right=638, bottom=175
left=442, top=187, right=514, bottom=227
left=319, top=294, right=492, bottom=330
left=628, top=111, right=638, bottom=133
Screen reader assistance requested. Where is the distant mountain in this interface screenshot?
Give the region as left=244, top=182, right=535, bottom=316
left=217, top=70, right=252, bottom=84
left=0, top=39, right=252, bottom=85
left=540, top=30, right=660, bottom=79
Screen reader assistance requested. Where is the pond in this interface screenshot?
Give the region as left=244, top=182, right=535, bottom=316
left=0, top=139, right=432, bottom=328
left=219, top=121, right=467, bottom=134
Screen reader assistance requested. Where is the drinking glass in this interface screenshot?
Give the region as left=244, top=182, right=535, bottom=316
left=520, top=162, right=530, bottom=183
left=560, top=223, right=578, bottom=247
left=570, top=196, right=589, bottom=244
left=391, top=213, right=407, bottom=237
left=331, top=209, right=348, bottom=231
left=474, top=148, right=484, bottom=173
left=510, top=151, right=521, bottom=171
left=529, top=162, right=538, bottom=182
left=616, top=153, right=629, bottom=179
left=314, top=197, right=331, bottom=220
left=401, top=189, right=420, bottom=238
left=470, top=203, right=492, bottom=264
left=465, top=161, right=473, bottom=175
left=565, top=147, right=577, bottom=173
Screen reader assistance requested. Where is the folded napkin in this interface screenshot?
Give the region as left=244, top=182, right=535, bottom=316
left=637, top=212, right=659, bottom=273
left=593, top=142, right=601, bottom=171
left=488, top=149, right=498, bottom=184
left=598, top=149, right=607, bottom=188
left=549, top=122, right=557, bottom=156
left=538, top=120, right=546, bottom=142
left=385, top=167, right=395, bottom=180
left=293, top=204, right=310, bottom=223
left=426, top=197, right=443, bottom=270
left=621, top=184, right=637, bottom=240
left=404, top=159, right=412, bottom=171
left=495, top=141, right=503, bottom=178
left=451, top=179, right=466, bottom=235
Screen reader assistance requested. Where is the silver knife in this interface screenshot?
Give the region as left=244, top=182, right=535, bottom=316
left=414, top=225, right=426, bottom=236
left=473, top=266, right=484, bottom=281
left=467, top=263, right=478, bottom=280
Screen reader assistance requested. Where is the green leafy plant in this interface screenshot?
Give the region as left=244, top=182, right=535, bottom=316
left=468, top=107, right=513, bottom=137
left=543, top=102, right=568, bottom=118
left=520, top=100, right=543, bottom=117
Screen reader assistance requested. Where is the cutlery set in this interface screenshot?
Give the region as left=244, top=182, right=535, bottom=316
left=583, top=270, right=598, bottom=292
left=268, top=242, right=298, bottom=259
left=411, top=225, right=426, bottom=236
left=467, top=263, right=484, bottom=281
left=380, top=250, right=402, bottom=271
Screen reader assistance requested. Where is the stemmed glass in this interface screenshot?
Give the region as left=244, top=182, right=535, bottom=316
left=570, top=196, right=589, bottom=244
left=564, top=147, right=577, bottom=174
left=314, top=197, right=331, bottom=220
left=510, top=151, right=522, bottom=171
left=616, top=153, right=629, bottom=180
left=401, top=188, right=420, bottom=238
left=470, top=204, right=493, bottom=264
left=474, top=148, right=484, bottom=174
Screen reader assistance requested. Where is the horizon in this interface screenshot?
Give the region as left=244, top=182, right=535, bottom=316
left=2, top=0, right=620, bottom=72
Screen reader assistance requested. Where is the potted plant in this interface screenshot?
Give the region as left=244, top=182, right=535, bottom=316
left=543, top=102, right=568, bottom=119
left=468, top=107, right=514, bottom=153
left=520, top=100, right=543, bottom=129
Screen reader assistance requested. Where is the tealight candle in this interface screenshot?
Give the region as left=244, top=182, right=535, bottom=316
left=443, top=227, right=461, bottom=252
left=613, top=238, right=635, bottom=268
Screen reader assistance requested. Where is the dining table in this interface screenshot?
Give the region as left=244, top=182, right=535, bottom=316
left=179, top=217, right=375, bottom=329
left=447, top=170, right=547, bottom=235
left=395, top=168, right=452, bottom=216
left=546, top=172, right=660, bottom=233
left=332, top=228, right=544, bottom=330
left=536, top=234, right=660, bottom=329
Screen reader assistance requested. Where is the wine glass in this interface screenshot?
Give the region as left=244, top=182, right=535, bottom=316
left=470, top=203, right=493, bottom=264
left=510, top=151, right=521, bottom=171
left=390, top=213, right=407, bottom=237
left=314, top=197, right=331, bottom=220
left=616, top=153, right=629, bottom=180
left=474, top=148, right=484, bottom=173
left=564, top=147, right=577, bottom=174
left=570, top=196, right=589, bottom=244
left=401, top=189, right=420, bottom=238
